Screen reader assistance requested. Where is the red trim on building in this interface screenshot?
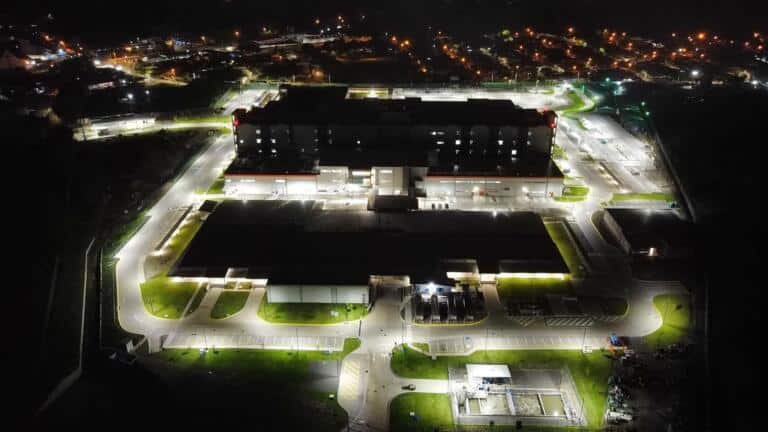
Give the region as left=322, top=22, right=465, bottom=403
left=426, top=175, right=562, bottom=180
left=225, top=173, right=319, bottom=179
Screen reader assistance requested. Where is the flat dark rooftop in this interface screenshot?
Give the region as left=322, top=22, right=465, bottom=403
left=606, top=208, right=692, bottom=250
left=171, top=200, right=568, bottom=284
left=237, top=85, right=554, bottom=127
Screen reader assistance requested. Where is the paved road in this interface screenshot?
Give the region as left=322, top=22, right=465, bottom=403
left=114, top=133, right=234, bottom=351
left=221, top=89, right=273, bottom=114
left=75, top=121, right=230, bottom=141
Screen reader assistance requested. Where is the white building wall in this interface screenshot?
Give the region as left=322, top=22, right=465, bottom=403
left=372, top=166, right=405, bottom=195
left=286, top=178, right=318, bottom=195
left=425, top=177, right=563, bottom=199
left=223, top=168, right=562, bottom=199
left=317, top=166, right=349, bottom=193
left=224, top=178, right=282, bottom=195
left=224, top=176, right=319, bottom=196
left=266, top=284, right=369, bottom=304
left=267, top=285, right=302, bottom=303
left=336, top=286, right=369, bottom=304
left=301, top=285, right=334, bottom=303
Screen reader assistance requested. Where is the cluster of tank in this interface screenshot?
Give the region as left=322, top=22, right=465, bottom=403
left=413, top=287, right=484, bottom=323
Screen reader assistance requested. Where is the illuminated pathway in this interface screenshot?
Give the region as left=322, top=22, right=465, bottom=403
left=114, top=133, right=234, bottom=351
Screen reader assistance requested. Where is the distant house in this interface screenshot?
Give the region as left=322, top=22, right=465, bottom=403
left=0, top=49, right=28, bottom=70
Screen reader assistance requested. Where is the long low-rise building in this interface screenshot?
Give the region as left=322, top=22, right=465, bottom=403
left=225, top=85, right=563, bottom=202
left=170, top=200, right=569, bottom=304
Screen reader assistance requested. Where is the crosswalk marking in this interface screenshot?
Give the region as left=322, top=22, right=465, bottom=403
left=545, top=317, right=595, bottom=327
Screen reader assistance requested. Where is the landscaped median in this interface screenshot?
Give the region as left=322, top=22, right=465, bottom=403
left=552, top=144, right=567, bottom=160
left=608, top=192, right=674, bottom=204
left=144, top=211, right=204, bottom=278
left=644, top=294, right=691, bottom=349
left=257, top=297, right=368, bottom=324
left=140, top=210, right=208, bottom=318
left=554, top=184, right=590, bottom=203
left=154, top=338, right=360, bottom=432
left=205, top=175, right=226, bottom=195
left=172, top=114, right=231, bottom=124
left=390, top=346, right=613, bottom=430
left=559, top=90, right=595, bottom=117
left=545, top=221, right=586, bottom=277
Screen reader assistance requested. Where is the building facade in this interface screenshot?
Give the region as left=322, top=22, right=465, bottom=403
left=227, top=85, right=563, bottom=201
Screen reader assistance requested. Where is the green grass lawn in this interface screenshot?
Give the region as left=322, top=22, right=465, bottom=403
left=554, top=195, right=587, bottom=203
left=609, top=192, right=674, bottom=202
left=173, top=114, right=230, bottom=124
left=165, top=216, right=202, bottom=257
left=389, top=393, right=453, bottom=432
left=552, top=144, right=567, bottom=160
left=545, top=222, right=586, bottom=277
left=140, top=277, right=201, bottom=318
left=206, top=176, right=226, bottom=194
left=562, top=185, right=590, bottom=197
left=497, top=277, right=572, bottom=302
left=158, top=338, right=361, bottom=368
left=210, top=291, right=251, bottom=319
left=560, top=90, right=593, bottom=116
left=185, top=286, right=208, bottom=316
left=390, top=347, right=613, bottom=429
left=154, top=338, right=360, bottom=432
left=258, top=297, right=369, bottom=324
left=644, top=294, right=691, bottom=349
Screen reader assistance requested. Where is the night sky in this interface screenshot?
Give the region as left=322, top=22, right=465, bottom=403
left=4, top=1, right=766, bottom=42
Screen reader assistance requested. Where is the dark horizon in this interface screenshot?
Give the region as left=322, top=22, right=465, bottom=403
left=4, top=1, right=766, bottom=42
